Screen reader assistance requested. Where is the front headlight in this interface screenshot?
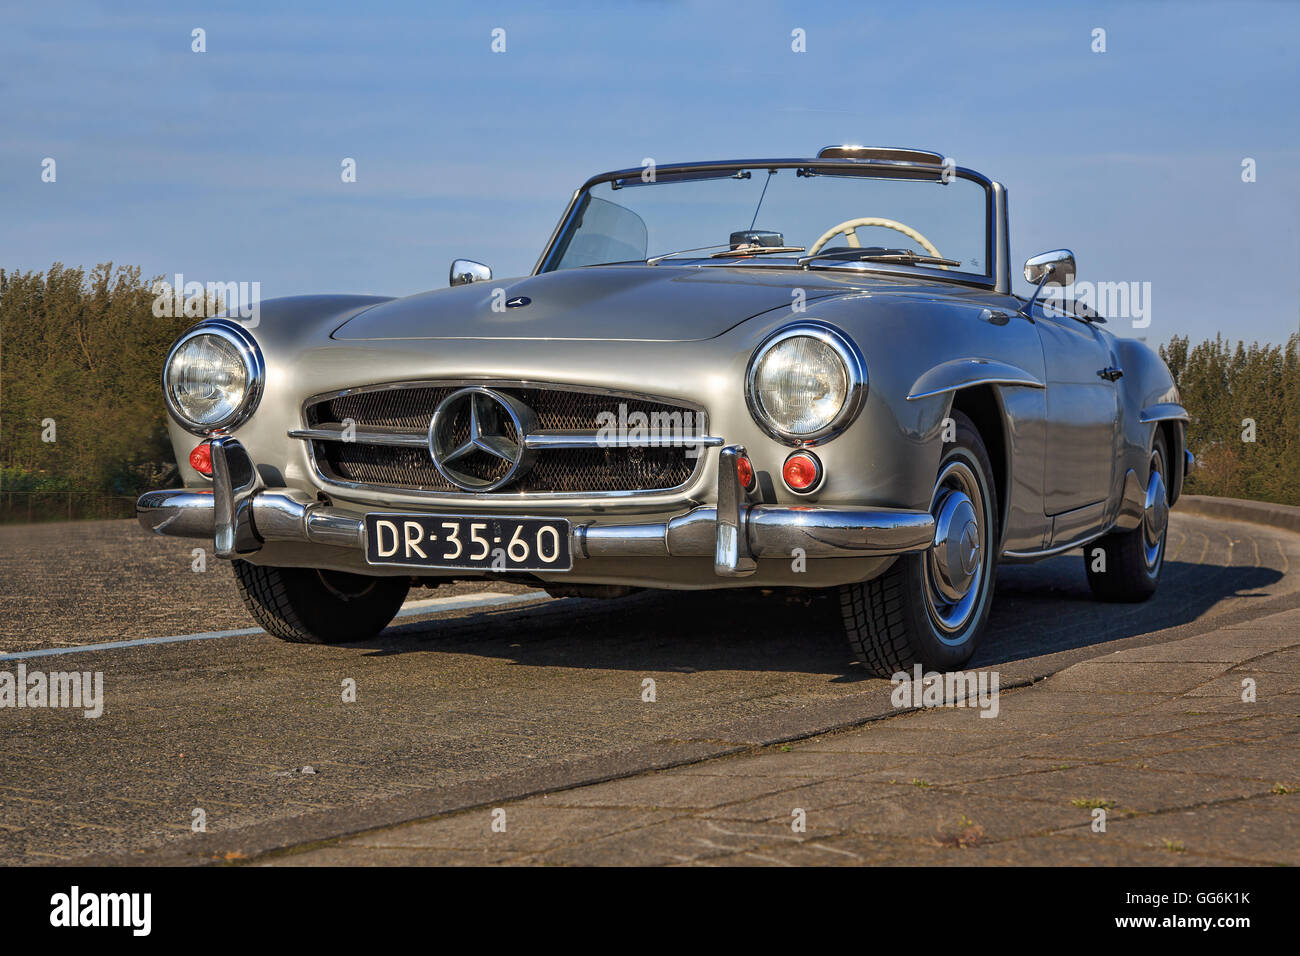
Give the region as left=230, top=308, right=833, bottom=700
left=163, top=320, right=264, bottom=433
left=746, top=322, right=866, bottom=444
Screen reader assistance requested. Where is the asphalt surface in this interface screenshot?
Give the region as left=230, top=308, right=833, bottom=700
left=0, top=509, right=1296, bottom=864
left=274, top=608, right=1300, bottom=866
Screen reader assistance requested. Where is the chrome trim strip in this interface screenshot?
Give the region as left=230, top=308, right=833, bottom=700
left=304, top=473, right=702, bottom=504
left=908, top=375, right=1046, bottom=401
left=1001, top=530, right=1104, bottom=562
left=523, top=431, right=725, bottom=450
left=1138, top=402, right=1190, bottom=424
left=532, top=186, right=584, bottom=275
left=906, top=359, right=1046, bottom=401
left=290, top=426, right=726, bottom=452
left=289, top=426, right=429, bottom=448
left=991, top=180, right=1010, bottom=295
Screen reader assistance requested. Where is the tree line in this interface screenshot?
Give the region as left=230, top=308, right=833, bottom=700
left=0, top=264, right=1296, bottom=520
left=0, top=264, right=202, bottom=519
left=1160, top=333, right=1299, bottom=505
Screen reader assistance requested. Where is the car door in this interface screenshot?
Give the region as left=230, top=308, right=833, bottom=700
left=1034, top=311, right=1120, bottom=523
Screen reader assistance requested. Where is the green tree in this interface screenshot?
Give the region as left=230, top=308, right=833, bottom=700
left=0, top=263, right=212, bottom=517
left=1161, top=333, right=1300, bottom=505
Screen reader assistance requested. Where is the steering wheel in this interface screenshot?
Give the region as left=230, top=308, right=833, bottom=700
left=807, top=217, right=946, bottom=266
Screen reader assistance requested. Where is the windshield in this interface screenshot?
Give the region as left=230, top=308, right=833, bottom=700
left=541, top=166, right=992, bottom=281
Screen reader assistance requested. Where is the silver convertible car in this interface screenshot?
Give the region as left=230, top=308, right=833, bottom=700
left=139, top=145, right=1190, bottom=675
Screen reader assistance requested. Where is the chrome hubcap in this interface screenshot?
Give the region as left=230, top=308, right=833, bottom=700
left=924, top=458, right=987, bottom=639
left=930, top=490, right=980, bottom=602
left=1142, top=449, right=1168, bottom=571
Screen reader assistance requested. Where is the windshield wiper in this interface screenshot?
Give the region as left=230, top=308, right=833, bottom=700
left=860, top=252, right=960, bottom=267
left=647, top=243, right=805, bottom=265
left=709, top=245, right=804, bottom=258
left=798, top=247, right=961, bottom=268
left=646, top=244, right=735, bottom=265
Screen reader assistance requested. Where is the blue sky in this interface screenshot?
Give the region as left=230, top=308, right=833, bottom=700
left=2, top=0, right=1297, bottom=345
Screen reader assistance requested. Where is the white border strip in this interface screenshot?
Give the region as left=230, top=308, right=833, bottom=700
left=0, top=591, right=550, bottom=662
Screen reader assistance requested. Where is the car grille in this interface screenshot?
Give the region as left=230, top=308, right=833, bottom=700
left=302, top=384, right=706, bottom=495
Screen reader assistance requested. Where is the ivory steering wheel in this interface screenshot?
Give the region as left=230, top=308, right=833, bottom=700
left=807, top=217, right=946, bottom=267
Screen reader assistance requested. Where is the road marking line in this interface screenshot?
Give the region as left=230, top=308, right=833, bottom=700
left=0, top=590, right=551, bottom=662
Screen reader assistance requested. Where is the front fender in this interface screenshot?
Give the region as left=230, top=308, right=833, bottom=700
left=166, top=295, right=395, bottom=485
left=778, top=293, right=1045, bottom=522
left=1112, top=337, right=1186, bottom=503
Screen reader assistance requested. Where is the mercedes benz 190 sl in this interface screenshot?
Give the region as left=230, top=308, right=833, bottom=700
left=138, top=145, right=1191, bottom=675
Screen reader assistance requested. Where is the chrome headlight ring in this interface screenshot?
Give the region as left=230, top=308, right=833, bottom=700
left=162, top=318, right=265, bottom=435
left=745, top=320, right=867, bottom=446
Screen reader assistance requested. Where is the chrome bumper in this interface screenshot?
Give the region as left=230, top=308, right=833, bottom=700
left=138, top=438, right=935, bottom=576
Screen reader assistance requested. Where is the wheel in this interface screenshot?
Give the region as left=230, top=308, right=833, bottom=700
left=232, top=561, right=409, bottom=644
left=839, top=410, right=999, bottom=676
left=1084, top=431, right=1169, bottom=602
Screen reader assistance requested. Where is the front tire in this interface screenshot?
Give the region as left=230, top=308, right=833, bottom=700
left=1084, top=431, right=1169, bottom=602
left=839, top=411, right=999, bottom=677
left=233, top=561, right=409, bottom=644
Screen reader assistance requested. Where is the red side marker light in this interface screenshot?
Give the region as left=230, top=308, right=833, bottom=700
left=782, top=451, right=821, bottom=493
left=189, top=442, right=213, bottom=476
left=735, top=455, right=755, bottom=490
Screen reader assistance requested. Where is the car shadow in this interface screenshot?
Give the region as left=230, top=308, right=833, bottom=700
left=355, top=553, right=1286, bottom=679
left=970, top=557, right=1284, bottom=668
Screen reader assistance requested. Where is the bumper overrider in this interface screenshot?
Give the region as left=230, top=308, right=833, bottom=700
left=137, top=437, right=935, bottom=577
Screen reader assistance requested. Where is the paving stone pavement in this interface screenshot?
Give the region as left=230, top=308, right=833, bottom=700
left=3, top=509, right=1296, bottom=864
left=266, top=606, right=1300, bottom=866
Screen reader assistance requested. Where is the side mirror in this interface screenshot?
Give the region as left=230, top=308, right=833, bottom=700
left=1023, top=249, right=1076, bottom=287
left=1019, top=250, right=1076, bottom=319
left=450, top=259, right=491, bottom=287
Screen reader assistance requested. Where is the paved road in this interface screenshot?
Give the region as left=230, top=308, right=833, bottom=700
left=274, top=608, right=1300, bottom=866
left=0, top=510, right=1296, bottom=864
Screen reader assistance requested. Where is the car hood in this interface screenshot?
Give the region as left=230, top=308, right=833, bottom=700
left=331, top=266, right=855, bottom=342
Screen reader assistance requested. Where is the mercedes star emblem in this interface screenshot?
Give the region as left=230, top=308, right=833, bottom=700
left=428, top=387, right=536, bottom=491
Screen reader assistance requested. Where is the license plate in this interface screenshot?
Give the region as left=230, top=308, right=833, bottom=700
left=364, top=513, right=572, bottom=572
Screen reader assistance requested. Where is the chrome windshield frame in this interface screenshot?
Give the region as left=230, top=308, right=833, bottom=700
left=533, top=157, right=1009, bottom=294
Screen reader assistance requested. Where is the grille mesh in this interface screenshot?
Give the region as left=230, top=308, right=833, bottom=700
left=305, top=385, right=702, bottom=494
